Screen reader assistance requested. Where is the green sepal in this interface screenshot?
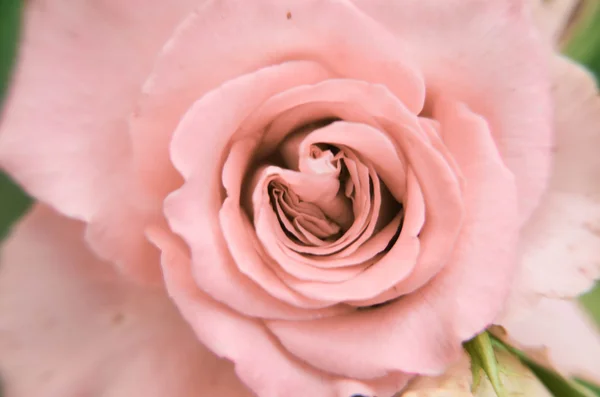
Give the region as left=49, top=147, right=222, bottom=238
left=464, top=331, right=506, bottom=397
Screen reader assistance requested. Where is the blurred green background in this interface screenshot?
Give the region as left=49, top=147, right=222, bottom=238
left=0, top=0, right=30, bottom=241
left=0, top=1, right=599, bottom=320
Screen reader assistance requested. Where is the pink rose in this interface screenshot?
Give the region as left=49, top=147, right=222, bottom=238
left=1, top=1, right=599, bottom=396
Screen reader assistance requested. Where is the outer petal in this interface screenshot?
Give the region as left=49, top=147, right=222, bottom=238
left=0, top=0, right=196, bottom=218
left=0, top=205, right=252, bottom=397
left=400, top=353, right=474, bottom=397
left=0, top=0, right=202, bottom=283
left=352, top=0, right=553, bottom=223
left=501, top=298, right=600, bottom=384
left=501, top=56, right=600, bottom=323
left=149, top=227, right=411, bottom=397
left=130, top=0, right=424, bottom=197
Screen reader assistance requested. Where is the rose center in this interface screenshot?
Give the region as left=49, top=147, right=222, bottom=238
left=259, top=121, right=403, bottom=252
left=267, top=146, right=356, bottom=244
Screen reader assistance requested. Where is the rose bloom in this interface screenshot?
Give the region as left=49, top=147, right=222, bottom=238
left=0, top=0, right=599, bottom=396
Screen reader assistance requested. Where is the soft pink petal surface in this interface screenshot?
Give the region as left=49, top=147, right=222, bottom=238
left=230, top=79, right=460, bottom=304
left=503, top=298, right=600, bottom=383
left=131, top=0, right=424, bottom=198
left=149, top=227, right=412, bottom=397
left=499, top=57, right=600, bottom=383
left=501, top=56, right=600, bottom=325
left=0, top=0, right=201, bottom=283
left=0, top=0, right=194, bottom=217
left=266, top=100, right=519, bottom=378
left=0, top=205, right=253, bottom=397
left=251, top=123, right=420, bottom=304
left=166, top=76, right=459, bottom=312
left=352, top=0, right=553, bottom=223
left=165, top=62, right=353, bottom=319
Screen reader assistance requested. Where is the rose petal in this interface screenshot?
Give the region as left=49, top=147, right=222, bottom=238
left=221, top=195, right=348, bottom=309
left=0, top=205, right=252, bottom=397
left=223, top=80, right=445, bottom=289
left=433, top=99, right=519, bottom=337
left=346, top=92, right=464, bottom=301
left=418, top=119, right=465, bottom=187
left=166, top=61, right=355, bottom=319
left=257, top=124, right=424, bottom=303
left=130, top=0, right=424, bottom=197
left=297, top=114, right=407, bottom=204
left=220, top=83, right=407, bottom=280
left=501, top=56, right=600, bottom=324
left=502, top=298, right=600, bottom=384
left=234, top=79, right=409, bottom=202
left=236, top=105, right=401, bottom=277
left=294, top=122, right=407, bottom=251
left=0, top=0, right=202, bottom=283
left=249, top=166, right=371, bottom=281
left=150, top=227, right=411, bottom=397
left=223, top=140, right=374, bottom=286
left=400, top=353, right=474, bottom=397
left=170, top=61, right=329, bottom=180
left=0, top=0, right=195, bottom=218
left=267, top=99, right=518, bottom=378
left=252, top=155, right=383, bottom=262
left=352, top=0, right=553, bottom=223
left=222, top=80, right=459, bottom=304
left=258, top=169, right=347, bottom=245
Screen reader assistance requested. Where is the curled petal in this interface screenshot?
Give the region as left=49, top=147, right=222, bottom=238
left=150, top=226, right=412, bottom=397
left=226, top=79, right=460, bottom=303
left=132, top=0, right=424, bottom=197
left=267, top=100, right=519, bottom=378
left=166, top=61, right=350, bottom=319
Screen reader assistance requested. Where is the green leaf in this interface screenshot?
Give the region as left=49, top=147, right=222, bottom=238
left=577, top=378, right=600, bottom=396
left=464, top=332, right=506, bottom=397
left=519, top=357, right=596, bottom=397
